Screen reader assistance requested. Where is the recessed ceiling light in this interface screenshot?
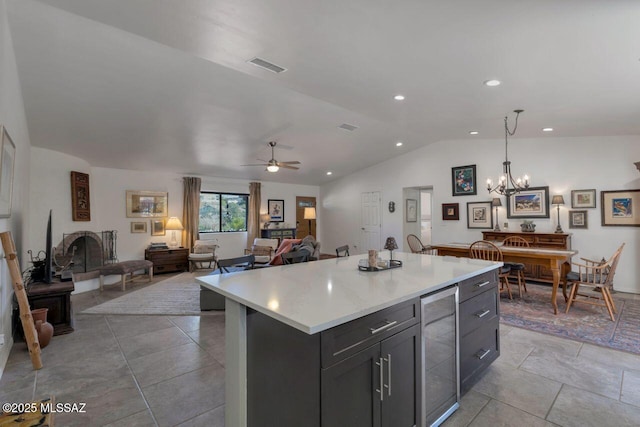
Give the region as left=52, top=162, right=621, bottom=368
left=469, top=131, right=479, bottom=135
left=542, top=127, right=554, bottom=132
left=483, top=79, right=501, bottom=87
left=326, top=171, right=333, bottom=175
left=394, top=94, right=405, bottom=101
left=396, top=141, right=403, bottom=147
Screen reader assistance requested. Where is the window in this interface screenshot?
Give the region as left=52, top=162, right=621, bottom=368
left=199, top=192, right=248, bottom=233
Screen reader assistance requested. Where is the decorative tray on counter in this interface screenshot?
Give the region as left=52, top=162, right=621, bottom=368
left=358, top=259, right=403, bottom=272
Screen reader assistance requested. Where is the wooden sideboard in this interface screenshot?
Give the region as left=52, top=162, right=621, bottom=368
left=482, top=231, right=572, bottom=283
left=261, top=227, right=297, bottom=244
left=145, top=248, right=189, bottom=274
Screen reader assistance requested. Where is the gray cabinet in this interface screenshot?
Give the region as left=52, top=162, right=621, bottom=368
left=458, top=270, right=500, bottom=394
left=261, top=227, right=296, bottom=244
left=246, top=298, right=420, bottom=427
left=321, top=323, right=421, bottom=427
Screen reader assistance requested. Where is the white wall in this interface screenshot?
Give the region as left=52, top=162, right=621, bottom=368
left=319, top=135, right=640, bottom=293
left=0, top=0, right=32, bottom=378
left=28, top=149, right=320, bottom=290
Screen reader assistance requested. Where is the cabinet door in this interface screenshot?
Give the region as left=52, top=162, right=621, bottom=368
left=380, top=323, right=420, bottom=427
left=321, top=344, right=382, bottom=427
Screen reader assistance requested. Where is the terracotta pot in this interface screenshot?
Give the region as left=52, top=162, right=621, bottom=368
left=31, top=308, right=54, bottom=348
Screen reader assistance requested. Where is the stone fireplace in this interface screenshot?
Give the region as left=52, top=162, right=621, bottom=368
left=54, top=230, right=118, bottom=273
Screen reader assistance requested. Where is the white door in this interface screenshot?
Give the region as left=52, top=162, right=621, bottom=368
left=361, top=191, right=382, bottom=251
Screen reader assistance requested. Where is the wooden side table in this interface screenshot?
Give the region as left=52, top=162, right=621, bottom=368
left=13, top=278, right=74, bottom=337
left=145, top=247, right=189, bottom=274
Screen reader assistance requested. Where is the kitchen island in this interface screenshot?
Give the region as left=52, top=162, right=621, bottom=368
left=197, top=251, right=501, bottom=427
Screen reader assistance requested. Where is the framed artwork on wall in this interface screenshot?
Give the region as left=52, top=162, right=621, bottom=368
left=406, top=199, right=418, bottom=222
left=126, top=190, right=168, bottom=217
left=506, top=186, right=550, bottom=219
left=451, top=164, right=477, bottom=196
left=467, top=201, right=493, bottom=229
left=268, top=199, right=285, bottom=222
left=151, top=219, right=166, bottom=236
left=131, top=221, right=147, bottom=233
left=442, top=203, right=459, bottom=220
left=569, top=210, right=588, bottom=229
left=71, top=171, right=91, bottom=221
left=601, top=189, right=640, bottom=226
left=0, top=125, right=16, bottom=218
left=571, top=189, right=596, bottom=208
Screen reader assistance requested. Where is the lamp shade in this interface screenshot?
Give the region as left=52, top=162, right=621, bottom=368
left=551, top=195, right=565, bottom=205
left=303, top=207, right=316, bottom=220
left=260, top=213, right=271, bottom=223
left=491, top=198, right=502, bottom=207
left=165, top=217, right=184, bottom=230
left=384, top=237, right=398, bottom=251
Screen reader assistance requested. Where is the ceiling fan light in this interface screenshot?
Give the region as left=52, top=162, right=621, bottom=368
left=267, top=165, right=279, bottom=172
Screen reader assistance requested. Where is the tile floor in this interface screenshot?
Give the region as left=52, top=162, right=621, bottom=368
left=1, top=284, right=640, bottom=426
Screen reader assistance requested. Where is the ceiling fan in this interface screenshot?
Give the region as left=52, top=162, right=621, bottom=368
left=243, top=141, right=301, bottom=172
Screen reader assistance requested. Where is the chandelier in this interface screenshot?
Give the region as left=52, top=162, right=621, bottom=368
left=486, top=109, right=530, bottom=197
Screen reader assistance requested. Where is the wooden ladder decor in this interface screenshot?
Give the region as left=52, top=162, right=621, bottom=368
left=0, top=231, right=43, bottom=370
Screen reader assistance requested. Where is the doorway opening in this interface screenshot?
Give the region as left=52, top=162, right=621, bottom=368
left=402, top=187, right=433, bottom=250
left=296, top=196, right=316, bottom=238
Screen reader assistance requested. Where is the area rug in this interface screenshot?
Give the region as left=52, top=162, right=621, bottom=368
left=81, top=272, right=214, bottom=316
left=500, top=283, right=640, bottom=355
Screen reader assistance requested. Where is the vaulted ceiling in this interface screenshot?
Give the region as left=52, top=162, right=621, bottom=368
left=7, top=0, right=640, bottom=185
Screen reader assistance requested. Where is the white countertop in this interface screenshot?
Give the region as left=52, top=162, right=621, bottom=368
left=196, top=252, right=500, bottom=334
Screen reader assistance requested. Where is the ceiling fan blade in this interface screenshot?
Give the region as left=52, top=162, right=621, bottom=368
left=241, top=163, right=268, bottom=167
left=278, top=164, right=299, bottom=170
left=278, top=161, right=301, bottom=165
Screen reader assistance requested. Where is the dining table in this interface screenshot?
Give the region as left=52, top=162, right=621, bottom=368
left=431, top=242, right=578, bottom=314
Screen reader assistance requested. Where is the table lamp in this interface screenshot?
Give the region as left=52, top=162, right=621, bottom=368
left=492, top=198, right=502, bottom=231
left=260, top=213, right=271, bottom=229
left=304, top=207, right=316, bottom=236
left=552, top=195, right=565, bottom=233
left=165, top=217, right=184, bottom=248
left=384, top=237, right=398, bottom=260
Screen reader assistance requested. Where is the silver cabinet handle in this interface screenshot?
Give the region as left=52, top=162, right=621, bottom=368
left=475, top=309, right=491, bottom=318
left=375, top=357, right=384, bottom=401
left=475, top=281, right=491, bottom=288
left=476, top=348, right=491, bottom=360
left=383, top=354, right=391, bottom=397
left=370, top=320, right=398, bottom=335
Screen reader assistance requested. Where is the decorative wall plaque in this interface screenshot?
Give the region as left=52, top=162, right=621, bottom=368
left=71, top=171, right=91, bottom=221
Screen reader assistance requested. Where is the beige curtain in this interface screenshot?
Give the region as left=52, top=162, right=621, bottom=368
left=182, top=177, right=202, bottom=251
left=247, top=182, right=261, bottom=247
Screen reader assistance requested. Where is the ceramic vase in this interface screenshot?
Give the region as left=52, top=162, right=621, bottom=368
left=31, top=308, right=54, bottom=348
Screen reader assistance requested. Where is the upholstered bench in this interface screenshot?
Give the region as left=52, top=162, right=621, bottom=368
left=99, top=260, right=153, bottom=291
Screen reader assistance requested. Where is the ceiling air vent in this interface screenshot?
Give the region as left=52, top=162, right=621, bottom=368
left=247, top=57, right=287, bottom=74
left=338, top=123, right=359, bottom=131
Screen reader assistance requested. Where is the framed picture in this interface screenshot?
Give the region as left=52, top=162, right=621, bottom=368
left=268, top=199, right=284, bottom=222
left=126, top=190, right=168, bottom=217
left=506, top=186, right=550, bottom=219
left=467, top=201, right=493, bottom=229
left=601, top=189, right=640, bottom=226
left=442, top=203, right=459, bottom=220
left=406, top=199, right=418, bottom=222
left=571, top=189, right=596, bottom=208
left=451, top=164, right=477, bottom=196
left=569, top=210, right=588, bottom=229
left=131, top=221, right=147, bottom=233
left=70, top=171, right=91, bottom=221
left=0, top=125, right=16, bottom=218
left=151, top=219, right=166, bottom=236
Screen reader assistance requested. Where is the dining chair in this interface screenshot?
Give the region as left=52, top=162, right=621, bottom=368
left=217, top=254, right=256, bottom=273
left=281, top=251, right=309, bottom=265
left=565, top=243, right=625, bottom=321
left=335, top=245, right=350, bottom=257
left=502, top=235, right=529, bottom=297
left=406, top=234, right=437, bottom=255
left=469, top=240, right=512, bottom=299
